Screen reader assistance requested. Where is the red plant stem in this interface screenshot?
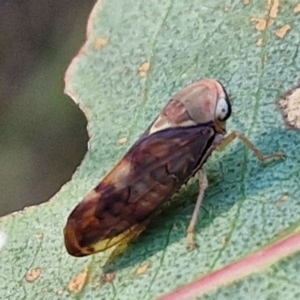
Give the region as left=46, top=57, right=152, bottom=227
left=158, top=231, right=300, bottom=300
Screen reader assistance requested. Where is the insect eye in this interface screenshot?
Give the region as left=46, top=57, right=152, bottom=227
left=216, top=98, right=231, bottom=121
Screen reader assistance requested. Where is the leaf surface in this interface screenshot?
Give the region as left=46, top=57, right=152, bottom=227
left=1, top=0, right=300, bottom=299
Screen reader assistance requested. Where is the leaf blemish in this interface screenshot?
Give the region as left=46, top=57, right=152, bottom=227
left=25, top=268, right=41, bottom=283
left=34, top=234, right=43, bottom=240
left=279, top=85, right=300, bottom=129
left=135, top=262, right=151, bottom=276
left=221, top=237, right=229, bottom=245
left=138, top=62, right=150, bottom=77
left=68, top=267, right=88, bottom=293
left=269, top=0, right=279, bottom=18
left=250, top=18, right=267, bottom=31
left=256, top=38, right=263, bottom=46
left=118, top=137, right=128, bottom=145
left=294, top=3, right=300, bottom=13
left=94, top=38, right=108, bottom=50
left=275, top=24, right=291, bottom=38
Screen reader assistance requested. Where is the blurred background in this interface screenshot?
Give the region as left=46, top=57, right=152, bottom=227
left=0, top=0, right=96, bottom=216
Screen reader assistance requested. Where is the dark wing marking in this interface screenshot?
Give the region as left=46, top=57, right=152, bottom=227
left=65, top=123, right=216, bottom=251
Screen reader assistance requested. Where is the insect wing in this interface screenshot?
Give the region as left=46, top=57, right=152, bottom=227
left=64, top=123, right=216, bottom=256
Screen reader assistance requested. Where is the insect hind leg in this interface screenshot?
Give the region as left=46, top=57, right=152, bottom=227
left=186, top=168, right=208, bottom=251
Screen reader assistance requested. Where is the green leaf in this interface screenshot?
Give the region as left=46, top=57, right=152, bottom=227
left=1, top=0, right=300, bottom=299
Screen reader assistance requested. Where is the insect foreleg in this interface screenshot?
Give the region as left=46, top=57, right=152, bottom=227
left=216, top=131, right=285, bottom=163
left=186, top=168, right=208, bottom=251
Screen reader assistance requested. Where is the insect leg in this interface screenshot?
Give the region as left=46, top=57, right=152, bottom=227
left=186, top=168, right=208, bottom=251
left=216, top=131, right=285, bottom=162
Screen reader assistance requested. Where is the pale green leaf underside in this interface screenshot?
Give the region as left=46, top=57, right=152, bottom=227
left=1, top=0, right=300, bottom=299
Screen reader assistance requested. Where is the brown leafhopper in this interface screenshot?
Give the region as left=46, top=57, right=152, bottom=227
left=64, top=79, right=283, bottom=257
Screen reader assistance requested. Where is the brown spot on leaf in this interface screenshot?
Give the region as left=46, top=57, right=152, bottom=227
left=118, top=137, right=128, bottom=145
left=94, top=38, right=108, bottom=50
left=294, top=3, right=300, bottom=13
left=25, top=268, right=41, bottom=282
left=275, top=24, right=291, bottom=38
left=68, top=267, right=88, bottom=293
left=279, top=86, right=300, bottom=129
left=138, top=62, right=150, bottom=77
left=243, top=0, right=250, bottom=5
left=256, top=38, right=263, bottom=46
left=135, top=262, right=151, bottom=276
left=250, top=18, right=267, bottom=31
left=270, top=0, right=279, bottom=18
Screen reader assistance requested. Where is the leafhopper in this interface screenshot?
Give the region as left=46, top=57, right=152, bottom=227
left=64, top=79, right=283, bottom=257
